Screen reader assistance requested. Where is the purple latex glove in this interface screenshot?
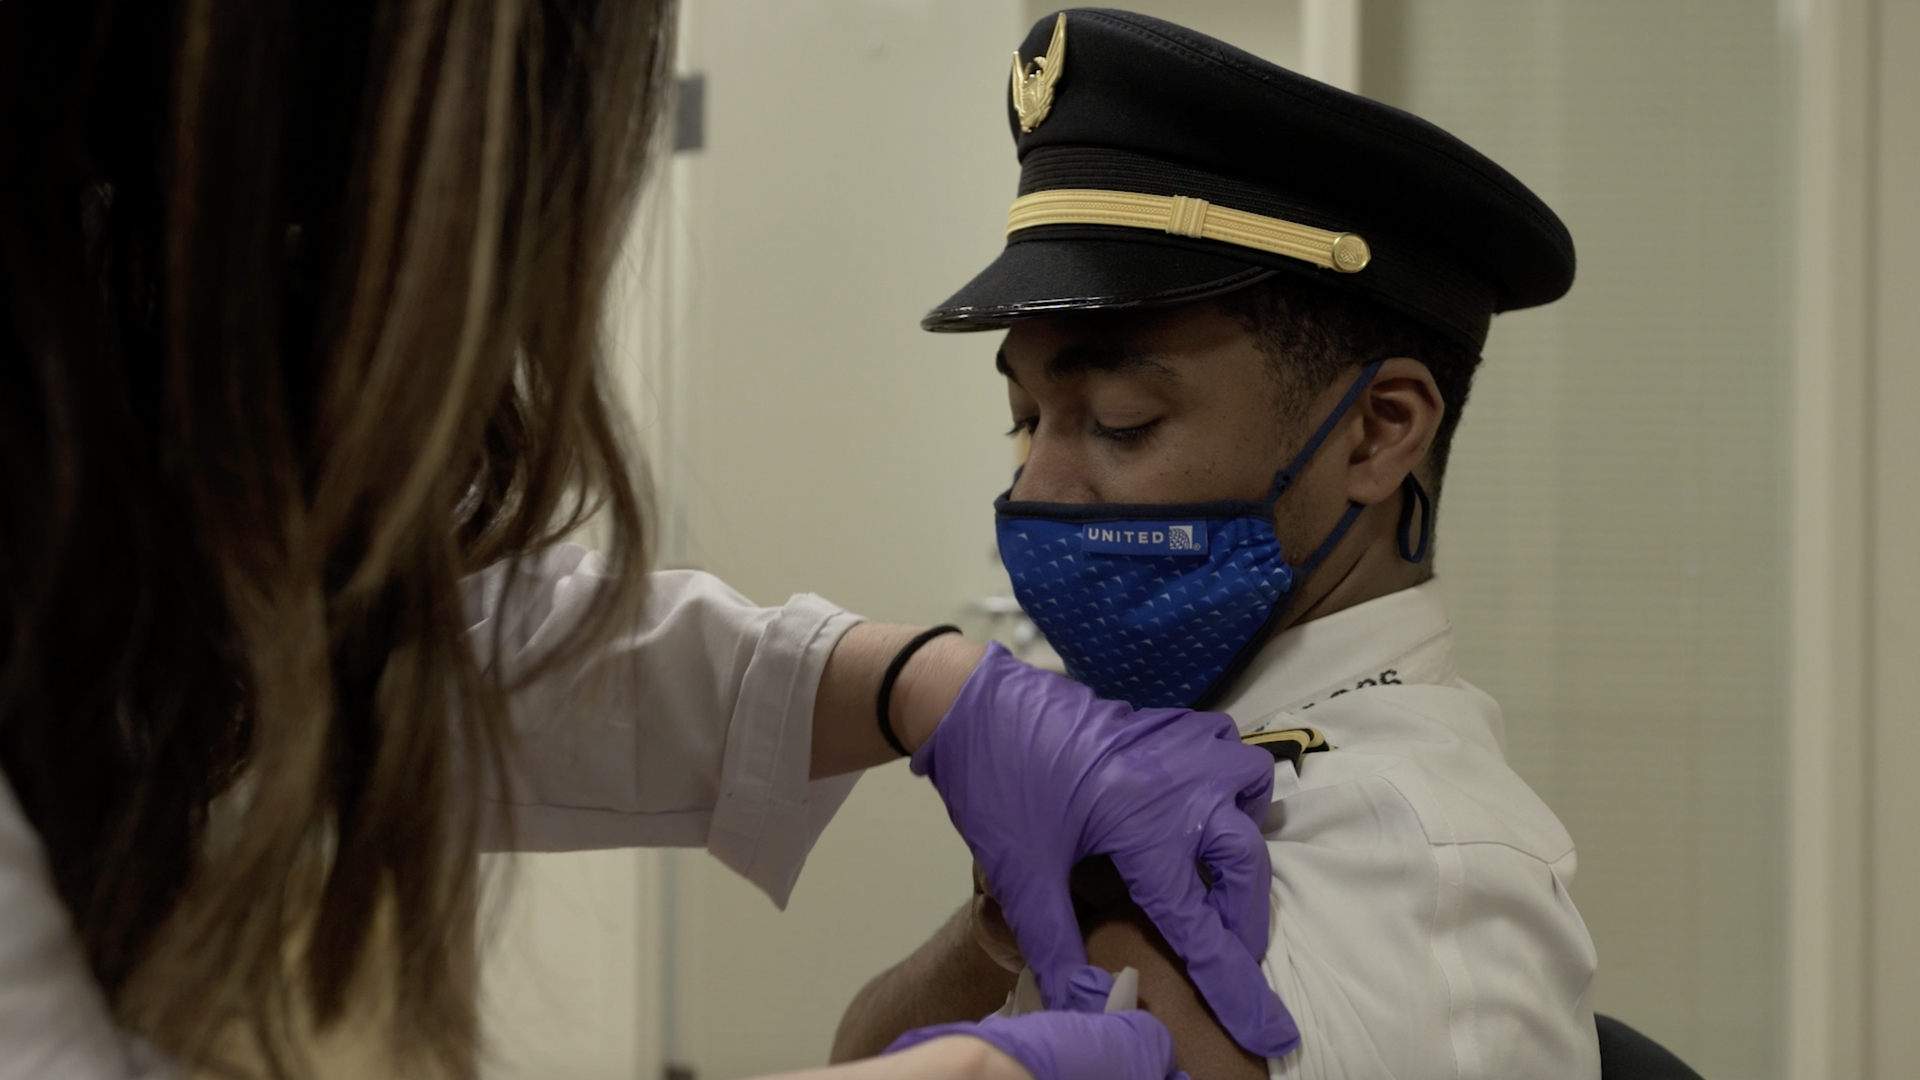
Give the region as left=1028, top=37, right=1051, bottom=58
left=885, top=969, right=1186, bottom=1080
left=912, top=643, right=1297, bottom=1059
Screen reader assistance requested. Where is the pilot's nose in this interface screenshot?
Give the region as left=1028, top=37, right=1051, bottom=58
left=1008, top=428, right=1101, bottom=504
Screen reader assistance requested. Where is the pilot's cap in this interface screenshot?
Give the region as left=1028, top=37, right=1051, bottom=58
left=923, top=8, right=1575, bottom=351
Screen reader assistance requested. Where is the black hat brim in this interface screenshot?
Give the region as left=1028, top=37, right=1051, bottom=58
left=921, top=236, right=1275, bottom=332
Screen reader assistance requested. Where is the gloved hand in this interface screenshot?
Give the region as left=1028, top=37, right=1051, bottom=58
left=884, top=968, right=1186, bottom=1080
left=912, top=643, right=1296, bottom=1058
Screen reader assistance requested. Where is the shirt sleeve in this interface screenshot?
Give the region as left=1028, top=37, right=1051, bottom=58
left=0, top=773, right=181, bottom=1080
left=465, top=544, right=865, bottom=907
left=1260, top=754, right=1599, bottom=1080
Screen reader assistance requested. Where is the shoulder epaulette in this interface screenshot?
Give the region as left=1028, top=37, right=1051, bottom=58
left=1241, top=727, right=1332, bottom=771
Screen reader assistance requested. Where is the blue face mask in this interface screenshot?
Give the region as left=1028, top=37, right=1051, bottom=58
left=996, top=360, right=1431, bottom=709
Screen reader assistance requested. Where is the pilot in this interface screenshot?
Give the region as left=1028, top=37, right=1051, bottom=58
left=837, top=9, right=1600, bottom=1079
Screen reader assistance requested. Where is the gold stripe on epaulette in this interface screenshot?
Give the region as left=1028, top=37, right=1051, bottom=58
left=1006, top=189, right=1372, bottom=274
left=1241, top=727, right=1332, bottom=770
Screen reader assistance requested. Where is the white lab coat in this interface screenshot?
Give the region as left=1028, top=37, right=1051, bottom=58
left=0, top=545, right=864, bottom=1078
left=1219, top=580, right=1601, bottom=1080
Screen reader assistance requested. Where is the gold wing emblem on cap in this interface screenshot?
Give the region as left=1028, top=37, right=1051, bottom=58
left=1010, top=13, right=1067, bottom=133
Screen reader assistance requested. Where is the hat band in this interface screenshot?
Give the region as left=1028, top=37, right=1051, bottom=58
left=1006, top=189, right=1373, bottom=274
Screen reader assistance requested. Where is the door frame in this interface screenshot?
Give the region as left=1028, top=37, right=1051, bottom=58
left=1786, top=0, right=1917, bottom=1076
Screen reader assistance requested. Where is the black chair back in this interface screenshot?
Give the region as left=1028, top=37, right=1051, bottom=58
left=1596, top=1014, right=1704, bottom=1080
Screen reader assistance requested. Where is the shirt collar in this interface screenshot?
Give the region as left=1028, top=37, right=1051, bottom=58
left=1215, top=578, right=1455, bottom=733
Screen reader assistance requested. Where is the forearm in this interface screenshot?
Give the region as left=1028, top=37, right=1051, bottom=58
left=769, top=1036, right=1027, bottom=1080
left=811, top=622, right=985, bottom=779
left=832, top=901, right=1019, bottom=1062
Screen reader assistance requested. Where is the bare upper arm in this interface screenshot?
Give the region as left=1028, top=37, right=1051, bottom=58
left=840, top=858, right=1271, bottom=1077
left=1070, top=858, right=1266, bottom=1080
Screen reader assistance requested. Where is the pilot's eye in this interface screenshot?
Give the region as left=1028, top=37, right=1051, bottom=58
left=1005, top=417, right=1039, bottom=438
left=1091, top=419, right=1160, bottom=443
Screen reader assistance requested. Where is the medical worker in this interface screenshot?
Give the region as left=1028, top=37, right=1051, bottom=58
left=0, top=2, right=1288, bottom=1078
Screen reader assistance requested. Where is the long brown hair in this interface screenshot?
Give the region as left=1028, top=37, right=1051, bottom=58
left=0, top=0, right=672, bottom=1074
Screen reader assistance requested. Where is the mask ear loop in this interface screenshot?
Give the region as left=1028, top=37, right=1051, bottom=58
left=1189, top=360, right=1387, bottom=711
left=1296, top=501, right=1367, bottom=579
left=1396, top=473, right=1432, bottom=563
left=1265, top=358, right=1388, bottom=580
left=1264, top=360, right=1386, bottom=503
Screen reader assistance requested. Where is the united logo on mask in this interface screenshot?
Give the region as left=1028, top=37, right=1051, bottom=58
left=1079, top=523, right=1210, bottom=557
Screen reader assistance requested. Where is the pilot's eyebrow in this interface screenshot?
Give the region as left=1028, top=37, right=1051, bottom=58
left=994, top=342, right=1176, bottom=383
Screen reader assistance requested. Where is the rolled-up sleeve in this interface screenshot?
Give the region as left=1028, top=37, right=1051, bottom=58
left=465, top=545, right=864, bottom=906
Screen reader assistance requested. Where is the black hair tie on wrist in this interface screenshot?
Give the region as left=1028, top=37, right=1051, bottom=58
left=877, top=624, right=963, bottom=758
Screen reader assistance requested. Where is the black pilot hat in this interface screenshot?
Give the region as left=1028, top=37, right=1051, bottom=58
left=923, top=8, right=1576, bottom=351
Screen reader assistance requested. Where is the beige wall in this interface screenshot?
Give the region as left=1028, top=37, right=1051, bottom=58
left=477, top=851, right=658, bottom=1079
left=1866, top=0, right=1919, bottom=1073
left=1364, top=3, right=1791, bottom=1074
left=1034, top=0, right=1302, bottom=69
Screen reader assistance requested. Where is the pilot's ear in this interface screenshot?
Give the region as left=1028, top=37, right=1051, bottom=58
left=1344, top=358, right=1443, bottom=506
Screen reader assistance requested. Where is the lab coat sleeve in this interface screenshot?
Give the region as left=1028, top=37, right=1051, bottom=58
left=466, top=544, right=865, bottom=906
left=0, top=547, right=863, bottom=1078
left=0, top=773, right=181, bottom=1080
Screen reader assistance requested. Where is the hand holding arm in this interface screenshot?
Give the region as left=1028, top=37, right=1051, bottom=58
left=910, top=644, right=1295, bottom=1059
left=810, top=630, right=1288, bottom=1058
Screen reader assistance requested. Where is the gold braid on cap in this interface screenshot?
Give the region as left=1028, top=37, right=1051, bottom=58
left=1006, top=188, right=1373, bottom=274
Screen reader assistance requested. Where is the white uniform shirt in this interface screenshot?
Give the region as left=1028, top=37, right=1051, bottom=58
left=1219, top=580, right=1600, bottom=1080
left=0, top=545, right=862, bottom=1078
